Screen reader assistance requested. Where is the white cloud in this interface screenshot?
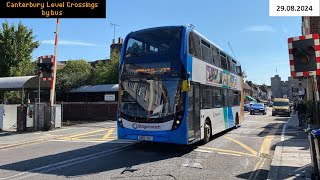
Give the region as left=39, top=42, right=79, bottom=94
left=41, top=40, right=105, bottom=47
left=243, top=25, right=275, bottom=32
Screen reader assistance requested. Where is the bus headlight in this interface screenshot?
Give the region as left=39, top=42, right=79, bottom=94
left=171, top=113, right=184, bottom=130
left=118, top=117, right=124, bottom=127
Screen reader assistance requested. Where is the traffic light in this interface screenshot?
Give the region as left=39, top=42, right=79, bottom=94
left=288, top=34, right=320, bottom=77
left=37, top=55, right=54, bottom=81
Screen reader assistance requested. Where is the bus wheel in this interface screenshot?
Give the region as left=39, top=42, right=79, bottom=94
left=203, top=119, right=211, bottom=144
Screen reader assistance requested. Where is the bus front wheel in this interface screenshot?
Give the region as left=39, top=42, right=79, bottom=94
left=202, top=119, right=211, bottom=144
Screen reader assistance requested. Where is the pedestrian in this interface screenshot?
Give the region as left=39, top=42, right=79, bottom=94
left=296, top=100, right=308, bottom=126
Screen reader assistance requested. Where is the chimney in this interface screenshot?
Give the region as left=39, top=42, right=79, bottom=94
left=110, top=37, right=123, bottom=59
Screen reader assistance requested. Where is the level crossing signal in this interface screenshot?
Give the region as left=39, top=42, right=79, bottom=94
left=37, top=55, right=55, bottom=81
left=288, top=34, right=320, bottom=77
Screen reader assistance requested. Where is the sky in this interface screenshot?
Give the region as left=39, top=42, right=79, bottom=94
left=0, top=0, right=302, bottom=85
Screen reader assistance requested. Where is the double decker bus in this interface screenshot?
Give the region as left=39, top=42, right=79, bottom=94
left=117, top=25, right=244, bottom=145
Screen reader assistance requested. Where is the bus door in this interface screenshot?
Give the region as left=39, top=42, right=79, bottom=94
left=187, top=82, right=201, bottom=142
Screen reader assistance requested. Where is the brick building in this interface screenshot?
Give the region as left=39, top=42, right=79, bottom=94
left=302, top=17, right=320, bottom=35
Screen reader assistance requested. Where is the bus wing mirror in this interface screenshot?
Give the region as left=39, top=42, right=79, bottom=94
left=182, top=80, right=190, bottom=92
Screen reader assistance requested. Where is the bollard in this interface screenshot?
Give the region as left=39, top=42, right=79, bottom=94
left=310, top=129, right=320, bottom=179
left=17, top=105, right=27, bottom=132
left=312, top=129, right=320, bottom=179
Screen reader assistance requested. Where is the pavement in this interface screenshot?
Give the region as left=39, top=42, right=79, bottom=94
left=267, top=114, right=313, bottom=180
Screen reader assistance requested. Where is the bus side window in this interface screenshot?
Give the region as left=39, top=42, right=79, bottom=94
left=201, top=39, right=212, bottom=64
left=233, top=91, right=240, bottom=106
left=220, top=89, right=227, bottom=107
left=212, top=46, right=221, bottom=68
left=237, top=66, right=242, bottom=76
left=226, top=56, right=231, bottom=72
left=201, top=85, right=213, bottom=109
left=188, top=32, right=201, bottom=59
left=231, top=59, right=237, bottom=74
left=220, top=52, right=228, bottom=70
left=212, top=87, right=222, bottom=108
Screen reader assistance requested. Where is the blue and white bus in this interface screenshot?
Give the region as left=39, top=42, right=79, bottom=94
left=117, top=25, right=245, bottom=145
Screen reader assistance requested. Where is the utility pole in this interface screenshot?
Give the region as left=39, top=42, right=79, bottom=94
left=110, top=22, right=120, bottom=40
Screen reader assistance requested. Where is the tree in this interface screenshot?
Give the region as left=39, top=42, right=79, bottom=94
left=91, top=52, right=120, bottom=85
left=56, top=60, right=92, bottom=94
left=0, top=21, right=40, bottom=77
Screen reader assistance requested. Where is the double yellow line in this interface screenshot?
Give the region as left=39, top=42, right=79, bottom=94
left=196, top=136, right=258, bottom=157
left=249, top=123, right=282, bottom=180
left=59, top=128, right=115, bottom=141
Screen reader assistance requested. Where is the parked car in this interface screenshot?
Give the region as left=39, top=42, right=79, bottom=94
left=244, top=103, right=250, bottom=111
left=250, top=103, right=267, bottom=115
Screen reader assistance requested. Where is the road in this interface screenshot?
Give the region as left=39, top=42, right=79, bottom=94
left=0, top=108, right=289, bottom=180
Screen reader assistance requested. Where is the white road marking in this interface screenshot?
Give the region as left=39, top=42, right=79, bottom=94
left=0, top=143, right=135, bottom=180
left=218, top=152, right=241, bottom=157
left=281, top=117, right=291, bottom=141
left=194, top=149, right=212, bottom=153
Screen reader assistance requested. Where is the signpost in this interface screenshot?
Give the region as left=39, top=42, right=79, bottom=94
left=288, top=33, right=320, bottom=125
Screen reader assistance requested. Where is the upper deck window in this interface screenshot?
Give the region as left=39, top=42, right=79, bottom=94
left=122, top=27, right=184, bottom=77
left=125, top=27, right=182, bottom=59
left=201, top=39, right=212, bottom=64
left=220, top=52, right=228, bottom=70
left=188, top=32, right=201, bottom=59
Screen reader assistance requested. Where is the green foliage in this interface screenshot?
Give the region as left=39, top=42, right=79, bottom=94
left=56, top=60, right=92, bottom=93
left=3, top=91, right=21, bottom=104
left=0, top=21, right=40, bottom=77
left=91, top=52, right=120, bottom=85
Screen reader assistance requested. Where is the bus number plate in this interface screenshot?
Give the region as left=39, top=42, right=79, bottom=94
left=138, top=135, right=153, bottom=141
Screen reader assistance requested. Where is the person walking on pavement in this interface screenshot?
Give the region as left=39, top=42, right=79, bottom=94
left=296, top=100, right=308, bottom=127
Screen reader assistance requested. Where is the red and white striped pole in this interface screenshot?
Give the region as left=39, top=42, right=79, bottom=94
left=50, top=18, right=60, bottom=106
